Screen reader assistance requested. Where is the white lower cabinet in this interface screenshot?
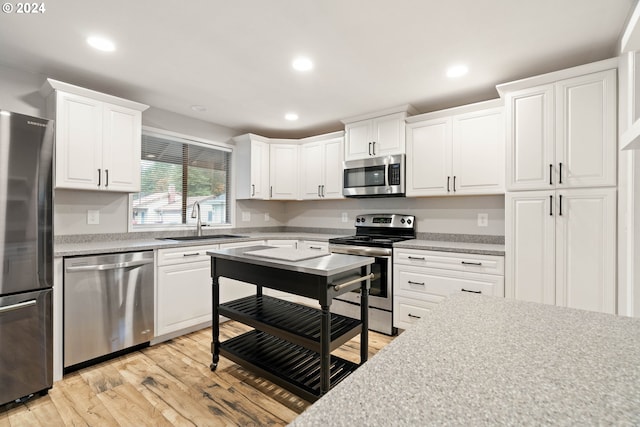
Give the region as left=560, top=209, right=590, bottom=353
left=156, top=244, right=218, bottom=338
left=393, top=249, right=505, bottom=330
left=505, top=188, right=617, bottom=314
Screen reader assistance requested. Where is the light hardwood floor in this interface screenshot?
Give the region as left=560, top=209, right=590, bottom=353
left=0, top=321, right=393, bottom=427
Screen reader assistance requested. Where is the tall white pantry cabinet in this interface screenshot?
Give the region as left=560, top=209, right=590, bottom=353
left=501, top=62, right=618, bottom=314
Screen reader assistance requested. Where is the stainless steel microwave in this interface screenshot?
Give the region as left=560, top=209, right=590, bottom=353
left=342, top=154, right=405, bottom=197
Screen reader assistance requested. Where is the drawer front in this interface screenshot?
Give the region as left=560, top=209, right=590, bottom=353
left=395, top=248, right=504, bottom=275
left=394, top=296, right=438, bottom=330
left=394, top=265, right=504, bottom=298
left=157, top=244, right=218, bottom=266
left=299, top=240, right=329, bottom=253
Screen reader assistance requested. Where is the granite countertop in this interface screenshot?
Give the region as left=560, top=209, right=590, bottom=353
left=207, top=245, right=374, bottom=276
left=394, top=239, right=505, bottom=256
left=54, top=231, right=505, bottom=257
left=53, top=232, right=344, bottom=257
left=290, top=293, right=640, bottom=426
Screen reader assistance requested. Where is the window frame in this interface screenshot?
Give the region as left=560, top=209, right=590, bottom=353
left=128, top=126, right=235, bottom=232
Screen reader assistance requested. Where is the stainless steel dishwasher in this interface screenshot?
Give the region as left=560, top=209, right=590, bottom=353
left=64, top=251, right=154, bottom=368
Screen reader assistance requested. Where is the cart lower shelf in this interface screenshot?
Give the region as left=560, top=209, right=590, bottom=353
left=220, top=330, right=359, bottom=402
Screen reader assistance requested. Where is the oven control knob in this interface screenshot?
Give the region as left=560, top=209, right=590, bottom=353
left=407, top=219, right=412, bottom=225
left=360, top=217, right=365, bottom=223
left=401, top=218, right=405, bottom=224
left=356, top=217, right=361, bottom=223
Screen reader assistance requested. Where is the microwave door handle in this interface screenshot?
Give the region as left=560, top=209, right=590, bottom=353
left=385, top=163, right=389, bottom=187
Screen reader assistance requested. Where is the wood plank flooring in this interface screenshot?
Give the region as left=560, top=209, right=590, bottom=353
left=0, top=321, right=393, bottom=427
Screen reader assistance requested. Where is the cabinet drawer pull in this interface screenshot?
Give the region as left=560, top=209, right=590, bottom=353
left=407, top=280, right=425, bottom=286
left=461, top=288, right=482, bottom=294
left=461, top=261, right=482, bottom=266
left=308, top=246, right=322, bottom=250
left=549, top=164, right=553, bottom=185
left=183, top=252, right=201, bottom=257
left=407, top=256, right=426, bottom=261
left=550, top=195, right=553, bottom=216
left=407, top=313, right=421, bottom=319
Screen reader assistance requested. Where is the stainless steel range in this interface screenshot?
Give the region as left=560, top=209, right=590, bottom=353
left=328, top=213, right=416, bottom=335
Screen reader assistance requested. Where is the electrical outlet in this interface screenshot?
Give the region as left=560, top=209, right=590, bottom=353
left=477, top=213, right=489, bottom=227
left=87, top=209, right=100, bottom=225
left=242, top=211, right=251, bottom=222
left=341, top=212, right=348, bottom=223
left=264, top=212, right=270, bottom=222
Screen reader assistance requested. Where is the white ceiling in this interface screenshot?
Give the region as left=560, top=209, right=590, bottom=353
left=0, top=0, right=636, bottom=138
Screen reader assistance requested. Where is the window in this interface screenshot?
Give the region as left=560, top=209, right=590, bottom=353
left=131, top=129, right=232, bottom=228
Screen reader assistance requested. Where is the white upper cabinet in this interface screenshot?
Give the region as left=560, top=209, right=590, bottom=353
left=343, top=108, right=413, bottom=161
left=269, top=143, right=299, bottom=199
left=505, top=69, right=617, bottom=191
left=406, top=102, right=504, bottom=197
left=234, top=134, right=270, bottom=199
left=42, top=79, right=148, bottom=192
left=451, top=108, right=505, bottom=194
left=300, top=133, right=344, bottom=199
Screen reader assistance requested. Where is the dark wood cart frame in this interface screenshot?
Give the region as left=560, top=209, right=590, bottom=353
left=210, top=256, right=370, bottom=402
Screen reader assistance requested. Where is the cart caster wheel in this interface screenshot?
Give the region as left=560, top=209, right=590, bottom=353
left=210, top=363, right=218, bottom=371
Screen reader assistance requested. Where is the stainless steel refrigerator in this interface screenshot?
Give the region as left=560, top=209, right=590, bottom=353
left=0, top=110, right=54, bottom=405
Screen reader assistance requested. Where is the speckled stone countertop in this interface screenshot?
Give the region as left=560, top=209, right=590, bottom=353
left=289, top=293, right=640, bottom=426
left=394, top=239, right=505, bottom=256
left=54, top=230, right=505, bottom=257
left=53, top=232, right=343, bottom=257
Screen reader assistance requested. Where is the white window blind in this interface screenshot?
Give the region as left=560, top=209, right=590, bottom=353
left=131, top=131, right=232, bottom=227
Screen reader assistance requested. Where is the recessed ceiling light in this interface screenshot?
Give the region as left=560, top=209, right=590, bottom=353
left=191, top=105, right=207, bottom=112
left=446, top=64, right=469, bottom=78
left=285, top=113, right=299, bottom=121
left=87, top=36, right=116, bottom=52
left=292, top=56, right=313, bottom=72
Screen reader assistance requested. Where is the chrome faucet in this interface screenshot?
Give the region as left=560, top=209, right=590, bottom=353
left=191, top=201, right=202, bottom=236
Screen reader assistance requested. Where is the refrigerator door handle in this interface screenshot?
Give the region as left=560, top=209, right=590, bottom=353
left=0, top=299, right=36, bottom=314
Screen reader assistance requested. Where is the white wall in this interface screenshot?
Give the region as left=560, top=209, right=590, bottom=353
left=0, top=63, right=45, bottom=117
left=282, top=195, right=505, bottom=235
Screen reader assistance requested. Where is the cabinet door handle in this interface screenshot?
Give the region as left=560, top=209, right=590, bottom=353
left=453, top=176, right=457, bottom=192
left=368, top=142, right=372, bottom=156
left=407, top=313, right=422, bottom=319
left=321, top=185, right=325, bottom=197
left=447, top=176, right=450, bottom=192
left=318, top=185, right=322, bottom=197
left=461, top=261, right=482, bottom=266
left=549, top=164, right=553, bottom=185
left=549, top=195, right=553, bottom=216
left=183, top=252, right=201, bottom=257
left=559, top=194, right=563, bottom=216
left=461, top=288, right=482, bottom=294
left=270, top=186, right=273, bottom=198
left=408, top=280, right=425, bottom=286
left=97, top=168, right=101, bottom=187
left=105, top=169, right=109, bottom=187
left=408, top=256, right=426, bottom=260
left=372, top=141, right=376, bottom=155
left=251, top=184, right=255, bottom=197
left=559, top=163, right=563, bottom=184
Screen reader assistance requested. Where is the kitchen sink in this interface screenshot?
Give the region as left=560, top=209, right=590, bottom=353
left=158, top=234, right=247, bottom=241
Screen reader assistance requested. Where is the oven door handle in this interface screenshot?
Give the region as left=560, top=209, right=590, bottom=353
left=329, top=245, right=392, bottom=257
left=332, top=273, right=375, bottom=291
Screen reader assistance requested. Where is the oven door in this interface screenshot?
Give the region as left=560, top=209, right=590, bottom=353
left=328, top=245, right=392, bottom=311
